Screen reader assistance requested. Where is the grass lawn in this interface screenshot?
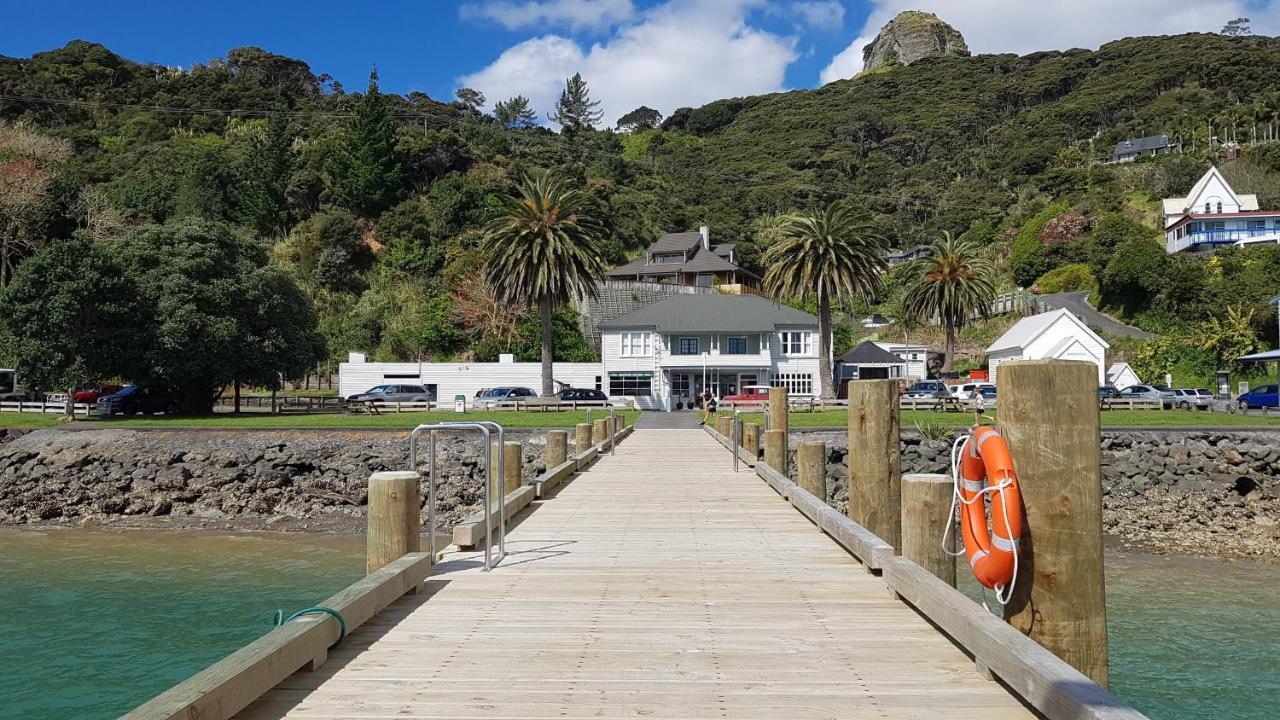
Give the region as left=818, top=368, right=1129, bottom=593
left=766, top=409, right=1280, bottom=429
left=0, top=409, right=641, bottom=431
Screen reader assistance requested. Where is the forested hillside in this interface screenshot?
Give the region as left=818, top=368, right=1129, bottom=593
left=2, top=32, right=1279, bottom=393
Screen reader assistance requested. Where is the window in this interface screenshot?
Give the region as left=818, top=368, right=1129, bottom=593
left=654, top=254, right=684, bottom=264
left=695, top=273, right=714, bottom=287
left=725, top=336, right=748, bottom=355
left=608, top=372, right=652, bottom=397
left=1249, top=220, right=1267, bottom=230
left=672, top=374, right=691, bottom=396
left=620, top=332, right=651, bottom=357
left=780, top=331, right=812, bottom=355
left=1204, top=203, right=1212, bottom=213
left=1216, top=202, right=1223, bottom=213
left=678, top=337, right=699, bottom=355
left=595, top=376, right=602, bottom=391
left=772, top=373, right=813, bottom=395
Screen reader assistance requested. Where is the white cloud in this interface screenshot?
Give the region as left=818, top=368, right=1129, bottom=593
left=459, top=0, right=636, bottom=33
left=820, top=0, right=1280, bottom=85
left=460, top=0, right=799, bottom=128
left=791, top=1, right=844, bottom=30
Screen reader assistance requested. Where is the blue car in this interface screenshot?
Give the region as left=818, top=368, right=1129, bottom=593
left=1238, top=384, right=1279, bottom=409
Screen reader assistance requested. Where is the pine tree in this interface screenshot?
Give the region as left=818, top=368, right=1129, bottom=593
left=495, top=95, right=537, bottom=129
left=242, top=114, right=293, bottom=237
left=327, top=70, right=405, bottom=217
left=455, top=87, right=485, bottom=114
left=549, top=73, right=602, bottom=133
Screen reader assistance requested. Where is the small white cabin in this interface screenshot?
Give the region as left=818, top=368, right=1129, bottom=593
left=1106, top=362, right=1141, bottom=390
left=986, top=309, right=1109, bottom=385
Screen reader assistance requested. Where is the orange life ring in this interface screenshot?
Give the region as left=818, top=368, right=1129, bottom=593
left=958, top=426, right=1023, bottom=591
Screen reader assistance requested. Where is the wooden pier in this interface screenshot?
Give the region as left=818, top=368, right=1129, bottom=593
left=127, top=364, right=1147, bottom=720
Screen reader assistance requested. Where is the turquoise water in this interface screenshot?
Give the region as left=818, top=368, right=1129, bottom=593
left=0, top=530, right=1275, bottom=720
left=0, top=529, right=363, bottom=720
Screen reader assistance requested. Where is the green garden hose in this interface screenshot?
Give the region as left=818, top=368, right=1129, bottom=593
left=272, top=606, right=346, bottom=649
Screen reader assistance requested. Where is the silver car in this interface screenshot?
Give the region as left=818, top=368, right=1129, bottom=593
left=1171, top=388, right=1212, bottom=410
left=1117, top=384, right=1174, bottom=409
left=347, top=384, right=435, bottom=404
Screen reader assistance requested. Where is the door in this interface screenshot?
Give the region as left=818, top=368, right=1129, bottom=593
left=671, top=373, right=692, bottom=409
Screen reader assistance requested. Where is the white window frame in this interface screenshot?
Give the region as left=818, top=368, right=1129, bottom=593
left=780, top=331, right=813, bottom=356
left=678, top=337, right=699, bottom=355
left=620, top=331, right=651, bottom=358
left=772, top=373, right=814, bottom=396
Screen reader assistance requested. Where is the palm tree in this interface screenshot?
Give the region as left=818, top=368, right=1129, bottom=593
left=480, top=173, right=606, bottom=396
left=902, top=232, right=996, bottom=372
left=762, top=203, right=888, bottom=399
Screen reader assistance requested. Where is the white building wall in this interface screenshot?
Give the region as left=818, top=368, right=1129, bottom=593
left=339, top=358, right=603, bottom=402
left=986, top=350, right=1023, bottom=384
left=873, top=342, right=935, bottom=380
left=987, top=315, right=1106, bottom=385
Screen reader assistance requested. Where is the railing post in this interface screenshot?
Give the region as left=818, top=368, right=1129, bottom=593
left=797, top=441, right=826, bottom=500
left=763, top=429, right=785, bottom=471
left=847, top=379, right=902, bottom=550
left=367, top=471, right=421, bottom=574
left=502, top=442, right=522, bottom=494
left=575, top=423, right=591, bottom=454
left=592, top=419, right=608, bottom=447
left=900, top=473, right=955, bottom=587
left=742, top=421, right=760, bottom=458
left=716, top=415, right=732, bottom=438
left=613, top=413, right=624, bottom=435
left=999, top=359, right=1109, bottom=687
left=546, top=431, right=568, bottom=468
left=768, top=387, right=788, bottom=475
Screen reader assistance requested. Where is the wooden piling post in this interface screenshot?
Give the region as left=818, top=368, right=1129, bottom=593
left=575, top=423, right=591, bottom=454
left=768, top=387, right=789, bottom=473
left=743, top=421, right=760, bottom=458
left=999, top=359, right=1109, bottom=687
left=613, top=413, right=624, bottom=435
left=797, top=441, right=826, bottom=501
left=367, top=471, right=421, bottom=574
left=592, top=419, right=608, bottom=447
left=847, top=379, right=902, bottom=550
left=546, top=431, right=568, bottom=468
left=901, top=473, right=956, bottom=587
left=763, top=429, right=786, bottom=471
left=502, top=442, right=522, bottom=494
left=716, top=415, right=732, bottom=438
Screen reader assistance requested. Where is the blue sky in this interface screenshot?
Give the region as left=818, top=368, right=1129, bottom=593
left=2, top=0, right=1273, bottom=125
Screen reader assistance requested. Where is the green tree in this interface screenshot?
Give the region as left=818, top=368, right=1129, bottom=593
left=494, top=95, right=537, bottom=129
left=280, top=209, right=373, bottom=293
left=480, top=173, right=606, bottom=395
left=240, top=114, right=293, bottom=237
left=0, top=237, right=137, bottom=415
left=549, top=72, right=603, bottom=133
left=454, top=87, right=486, bottom=114
left=1221, top=17, right=1251, bottom=36
left=616, top=106, right=663, bottom=132
left=902, top=232, right=997, bottom=372
left=1197, top=306, right=1260, bottom=373
left=1100, top=237, right=1167, bottom=317
left=761, top=203, right=888, bottom=398
left=1011, top=204, right=1065, bottom=287
left=0, top=122, right=73, bottom=286
left=327, top=70, right=405, bottom=216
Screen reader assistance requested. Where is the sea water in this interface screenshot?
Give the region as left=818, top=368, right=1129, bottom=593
left=0, top=530, right=1275, bottom=719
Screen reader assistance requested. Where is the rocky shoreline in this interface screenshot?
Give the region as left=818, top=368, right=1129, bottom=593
left=789, top=429, right=1280, bottom=561
left=0, top=429, right=549, bottom=534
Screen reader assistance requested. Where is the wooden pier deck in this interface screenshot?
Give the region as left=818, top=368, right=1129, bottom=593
left=238, top=429, right=1033, bottom=719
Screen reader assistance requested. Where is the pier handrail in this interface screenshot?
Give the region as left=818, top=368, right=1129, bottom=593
left=409, top=421, right=506, bottom=570
left=584, top=406, right=618, bottom=455
left=731, top=406, right=769, bottom=472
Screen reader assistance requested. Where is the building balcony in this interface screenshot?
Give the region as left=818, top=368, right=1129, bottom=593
left=1168, top=228, right=1280, bottom=253
left=657, top=349, right=772, bottom=368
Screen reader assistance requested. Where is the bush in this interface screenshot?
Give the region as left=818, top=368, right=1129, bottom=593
left=1011, top=204, right=1066, bottom=286
left=1100, top=237, right=1167, bottom=316
left=1034, top=263, right=1096, bottom=294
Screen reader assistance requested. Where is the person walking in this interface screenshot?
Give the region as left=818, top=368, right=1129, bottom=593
left=973, top=390, right=987, bottom=425
left=700, top=388, right=717, bottom=425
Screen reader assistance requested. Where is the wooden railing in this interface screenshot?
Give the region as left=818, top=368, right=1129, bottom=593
left=0, top=401, right=93, bottom=416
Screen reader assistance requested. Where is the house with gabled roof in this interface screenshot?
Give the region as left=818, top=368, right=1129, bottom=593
left=1163, top=166, right=1280, bottom=253
left=986, top=309, right=1109, bottom=385
left=1105, top=134, right=1181, bottom=164
left=605, top=226, right=758, bottom=289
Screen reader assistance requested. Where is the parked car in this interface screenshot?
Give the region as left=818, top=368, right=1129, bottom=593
left=1238, top=384, right=1279, bottom=409
left=904, top=381, right=950, bottom=399
left=950, top=382, right=994, bottom=401
left=73, top=384, right=125, bottom=404
left=721, top=385, right=772, bottom=404
left=553, top=388, right=608, bottom=402
left=475, top=387, right=537, bottom=407
left=1116, top=384, right=1175, bottom=408
left=95, top=386, right=178, bottom=416
left=1098, top=386, right=1120, bottom=399
left=1171, top=388, right=1213, bottom=410
left=976, top=385, right=997, bottom=401
left=346, top=384, right=435, bottom=404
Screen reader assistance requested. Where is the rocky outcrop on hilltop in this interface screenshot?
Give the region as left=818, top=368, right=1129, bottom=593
left=0, top=429, right=548, bottom=530
left=791, top=429, right=1280, bottom=560
left=861, top=11, right=969, bottom=73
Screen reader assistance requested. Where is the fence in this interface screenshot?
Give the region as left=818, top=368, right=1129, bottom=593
left=0, top=401, right=93, bottom=416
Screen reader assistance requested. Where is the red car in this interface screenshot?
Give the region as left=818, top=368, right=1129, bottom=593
left=73, top=384, right=124, bottom=404
left=720, top=385, right=772, bottom=404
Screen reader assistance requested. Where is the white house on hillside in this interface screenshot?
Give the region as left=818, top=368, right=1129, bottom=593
left=1163, top=166, right=1280, bottom=253
left=986, top=309, right=1109, bottom=385
left=1106, top=362, right=1141, bottom=390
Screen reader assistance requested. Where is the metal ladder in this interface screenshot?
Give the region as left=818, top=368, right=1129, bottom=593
left=409, top=421, right=507, bottom=570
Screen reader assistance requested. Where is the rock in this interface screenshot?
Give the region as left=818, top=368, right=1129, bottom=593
left=860, top=11, right=969, bottom=74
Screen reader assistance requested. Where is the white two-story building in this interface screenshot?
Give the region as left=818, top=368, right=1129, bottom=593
left=599, top=294, right=822, bottom=410
left=339, top=294, right=823, bottom=411
left=1164, top=166, right=1280, bottom=253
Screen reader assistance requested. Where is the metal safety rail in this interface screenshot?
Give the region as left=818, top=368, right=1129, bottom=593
left=731, top=407, right=770, bottom=472
left=584, top=407, right=618, bottom=456
left=409, top=421, right=507, bottom=570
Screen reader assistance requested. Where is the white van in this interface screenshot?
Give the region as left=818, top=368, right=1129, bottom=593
left=951, top=382, right=995, bottom=401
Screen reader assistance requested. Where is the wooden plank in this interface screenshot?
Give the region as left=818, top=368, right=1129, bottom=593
left=124, top=552, right=433, bottom=720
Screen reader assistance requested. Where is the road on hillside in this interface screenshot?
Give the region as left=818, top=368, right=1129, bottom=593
left=1038, top=291, right=1156, bottom=339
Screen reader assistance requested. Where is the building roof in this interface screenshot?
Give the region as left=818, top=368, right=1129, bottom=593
left=1239, top=349, right=1280, bottom=362
left=1112, top=134, right=1172, bottom=155
left=649, top=231, right=704, bottom=254
left=986, top=308, right=1108, bottom=354
left=605, top=247, right=757, bottom=279
left=711, top=243, right=735, bottom=258
left=839, top=340, right=906, bottom=366
left=599, top=294, right=817, bottom=332
left=1163, top=166, right=1260, bottom=221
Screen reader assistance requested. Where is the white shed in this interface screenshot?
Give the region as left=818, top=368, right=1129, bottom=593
left=986, top=309, right=1109, bottom=385
left=1106, top=362, right=1141, bottom=390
